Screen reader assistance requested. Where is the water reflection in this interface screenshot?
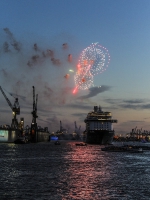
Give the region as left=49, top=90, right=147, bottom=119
left=62, top=143, right=112, bottom=199
left=0, top=142, right=150, bottom=199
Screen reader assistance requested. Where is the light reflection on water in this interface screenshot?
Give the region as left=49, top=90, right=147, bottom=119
left=0, top=141, right=150, bottom=199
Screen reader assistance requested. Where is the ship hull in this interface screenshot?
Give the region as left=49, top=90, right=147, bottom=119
left=0, top=129, right=50, bottom=143
left=30, top=131, right=50, bottom=143
left=0, top=129, right=21, bottom=143
left=86, top=130, right=115, bottom=144
left=36, top=131, right=50, bottom=142
left=14, top=132, right=50, bottom=144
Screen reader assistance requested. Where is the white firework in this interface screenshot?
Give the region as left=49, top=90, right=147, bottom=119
left=74, top=43, right=110, bottom=91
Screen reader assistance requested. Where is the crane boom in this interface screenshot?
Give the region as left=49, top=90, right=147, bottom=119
left=0, top=86, right=13, bottom=110
left=0, top=86, right=20, bottom=115
left=0, top=86, right=20, bottom=128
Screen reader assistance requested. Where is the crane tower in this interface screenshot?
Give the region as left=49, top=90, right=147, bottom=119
left=30, top=86, right=38, bottom=142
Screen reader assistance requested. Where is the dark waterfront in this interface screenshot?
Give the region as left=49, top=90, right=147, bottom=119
left=0, top=141, right=150, bottom=200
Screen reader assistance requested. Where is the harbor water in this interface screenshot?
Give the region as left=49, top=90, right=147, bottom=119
left=0, top=141, right=150, bottom=200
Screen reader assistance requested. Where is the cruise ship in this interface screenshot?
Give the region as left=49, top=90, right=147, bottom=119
left=84, top=106, right=117, bottom=144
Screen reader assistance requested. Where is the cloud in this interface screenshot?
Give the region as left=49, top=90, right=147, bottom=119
left=123, top=99, right=145, bottom=104
left=67, top=102, right=93, bottom=110
left=72, top=112, right=87, bottom=122
left=122, top=120, right=145, bottom=123
left=79, top=85, right=111, bottom=99
left=104, top=98, right=150, bottom=110
left=120, top=100, right=150, bottom=110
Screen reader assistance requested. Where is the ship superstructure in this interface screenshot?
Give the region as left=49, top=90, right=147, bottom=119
left=84, top=106, right=117, bottom=144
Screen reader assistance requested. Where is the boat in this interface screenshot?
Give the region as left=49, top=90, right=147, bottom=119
left=50, top=136, right=58, bottom=141
left=14, top=136, right=29, bottom=144
left=75, top=142, right=87, bottom=146
left=84, top=106, right=117, bottom=144
left=123, top=144, right=150, bottom=150
left=54, top=141, right=60, bottom=145
left=128, top=147, right=143, bottom=153
left=101, top=145, right=143, bottom=153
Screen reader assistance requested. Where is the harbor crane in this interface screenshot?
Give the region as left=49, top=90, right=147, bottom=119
left=74, top=121, right=81, bottom=140
left=30, top=86, right=38, bottom=142
left=31, top=86, right=38, bottom=125
left=59, top=121, right=67, bottom=133
left=0, top=86, right=20, bottom=128
left=74, top=121, right=81, bottom=134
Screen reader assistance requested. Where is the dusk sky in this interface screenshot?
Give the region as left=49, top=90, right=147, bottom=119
left=0, top=0, right=150, bottom=135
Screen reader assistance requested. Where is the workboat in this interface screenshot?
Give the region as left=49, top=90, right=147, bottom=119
left=75, top=142, right=87, bottom=146
left=84, top=106, right=117, bottom=144
left=14, top=136, right=29, bottom=144
left=101, top=145, right=143, bottom=153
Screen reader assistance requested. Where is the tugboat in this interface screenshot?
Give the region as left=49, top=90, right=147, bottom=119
left=75, top=142, right=87, bottom=146
left=84, top=106, right=117, bottom=144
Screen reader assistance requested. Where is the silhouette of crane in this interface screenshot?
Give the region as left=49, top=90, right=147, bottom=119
left=31, top=86, right=38, bottom=124
left=0, top=86, right=20, bottom=129
left=59, top=121, right=67, bottom=133
left=74, top=121, right=81, bottom=134
left=30, top=86, right=38, bottom=142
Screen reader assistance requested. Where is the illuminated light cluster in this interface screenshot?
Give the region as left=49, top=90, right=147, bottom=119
left=73, top=43, right=110, bottom=93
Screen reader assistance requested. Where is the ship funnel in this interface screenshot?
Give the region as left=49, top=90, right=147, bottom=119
left=94, top=106, right=98, bottom=112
